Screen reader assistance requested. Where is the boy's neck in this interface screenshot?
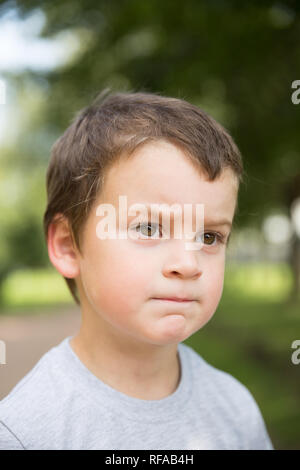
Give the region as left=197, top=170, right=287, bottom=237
left=69, top=330, right=181, bottom=401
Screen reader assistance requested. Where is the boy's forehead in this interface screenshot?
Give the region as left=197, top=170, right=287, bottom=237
left=103, top=142, right=237, bottom=192
left=97, top=141, right=238, bottom=218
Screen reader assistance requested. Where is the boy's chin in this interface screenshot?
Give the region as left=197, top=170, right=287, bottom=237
left=144, top=315, right=191, bottom=345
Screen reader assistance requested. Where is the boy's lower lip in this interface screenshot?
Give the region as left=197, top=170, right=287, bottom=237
left=153, top=298, right=194, bottom=303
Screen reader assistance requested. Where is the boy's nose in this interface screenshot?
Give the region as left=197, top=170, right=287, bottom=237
left=162, top=242, right=202, bottom=280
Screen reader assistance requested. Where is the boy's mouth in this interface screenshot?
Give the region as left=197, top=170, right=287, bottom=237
left=153, top=297, right=194, bottom=303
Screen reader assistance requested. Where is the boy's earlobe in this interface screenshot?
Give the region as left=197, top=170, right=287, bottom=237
left=47, top=214, right=80, bottom=279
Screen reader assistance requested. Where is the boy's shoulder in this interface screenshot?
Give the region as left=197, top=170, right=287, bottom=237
left=182, top=341, right=253, bottom=395
left=0, top=337, right=71, bottom=449
left=181, top=342, right=273, bottom=450
left=1, top=336, right=69, bottom=405
left=181, top=341, right=267, bottom=422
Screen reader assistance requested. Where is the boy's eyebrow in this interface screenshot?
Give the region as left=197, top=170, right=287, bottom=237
left=127, top=204, right=232, bottom=229
left=204, top=219, right=232, bottom=229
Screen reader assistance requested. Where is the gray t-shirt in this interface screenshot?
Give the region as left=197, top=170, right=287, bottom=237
left=0, top=336, right=274, bottom=450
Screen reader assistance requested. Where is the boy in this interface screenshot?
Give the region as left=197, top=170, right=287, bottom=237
left=0, top=90, right=274, bottom=450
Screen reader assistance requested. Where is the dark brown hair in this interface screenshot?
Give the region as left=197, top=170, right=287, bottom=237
left=43, top=89, right=244, bottom=305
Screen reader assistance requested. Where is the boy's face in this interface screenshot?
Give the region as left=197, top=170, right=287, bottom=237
left=74, top=139, right=238, bottom=346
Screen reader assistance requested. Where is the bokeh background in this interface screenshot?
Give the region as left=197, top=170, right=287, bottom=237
left=0, top=0, right=299, bottom=450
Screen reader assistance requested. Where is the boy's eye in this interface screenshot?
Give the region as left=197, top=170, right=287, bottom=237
left=132, top=223, right=226, bottom=246
left=134, top=222, right=162, bottom=238
left=199, top=232, right=225, bottom=246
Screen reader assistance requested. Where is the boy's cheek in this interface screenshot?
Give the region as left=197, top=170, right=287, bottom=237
left=81, top=262, right=147, bottom=315
left=205, top=268, right=225, bottom=309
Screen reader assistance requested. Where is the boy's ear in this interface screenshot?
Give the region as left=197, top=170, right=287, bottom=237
left=47, top=214, right=80, bottom=279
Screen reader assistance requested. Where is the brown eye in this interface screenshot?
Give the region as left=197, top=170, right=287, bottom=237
left=203, top=233, right=216, bottom=245
left=136, top=223, right=161, bottom=238
left=199, top=232, right=225, bottom=246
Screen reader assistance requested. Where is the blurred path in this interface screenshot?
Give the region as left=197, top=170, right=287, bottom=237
left=0, top=306, right=81, bottom=400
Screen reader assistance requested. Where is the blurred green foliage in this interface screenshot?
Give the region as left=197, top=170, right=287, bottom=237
left=0, top=267, right=72, bottom=309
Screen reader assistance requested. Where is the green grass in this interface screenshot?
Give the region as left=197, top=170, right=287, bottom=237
left=0, top=268, right=74, bottom=313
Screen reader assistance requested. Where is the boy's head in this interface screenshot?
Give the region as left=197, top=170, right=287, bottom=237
left=44, top=89, right=243, bottom=345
